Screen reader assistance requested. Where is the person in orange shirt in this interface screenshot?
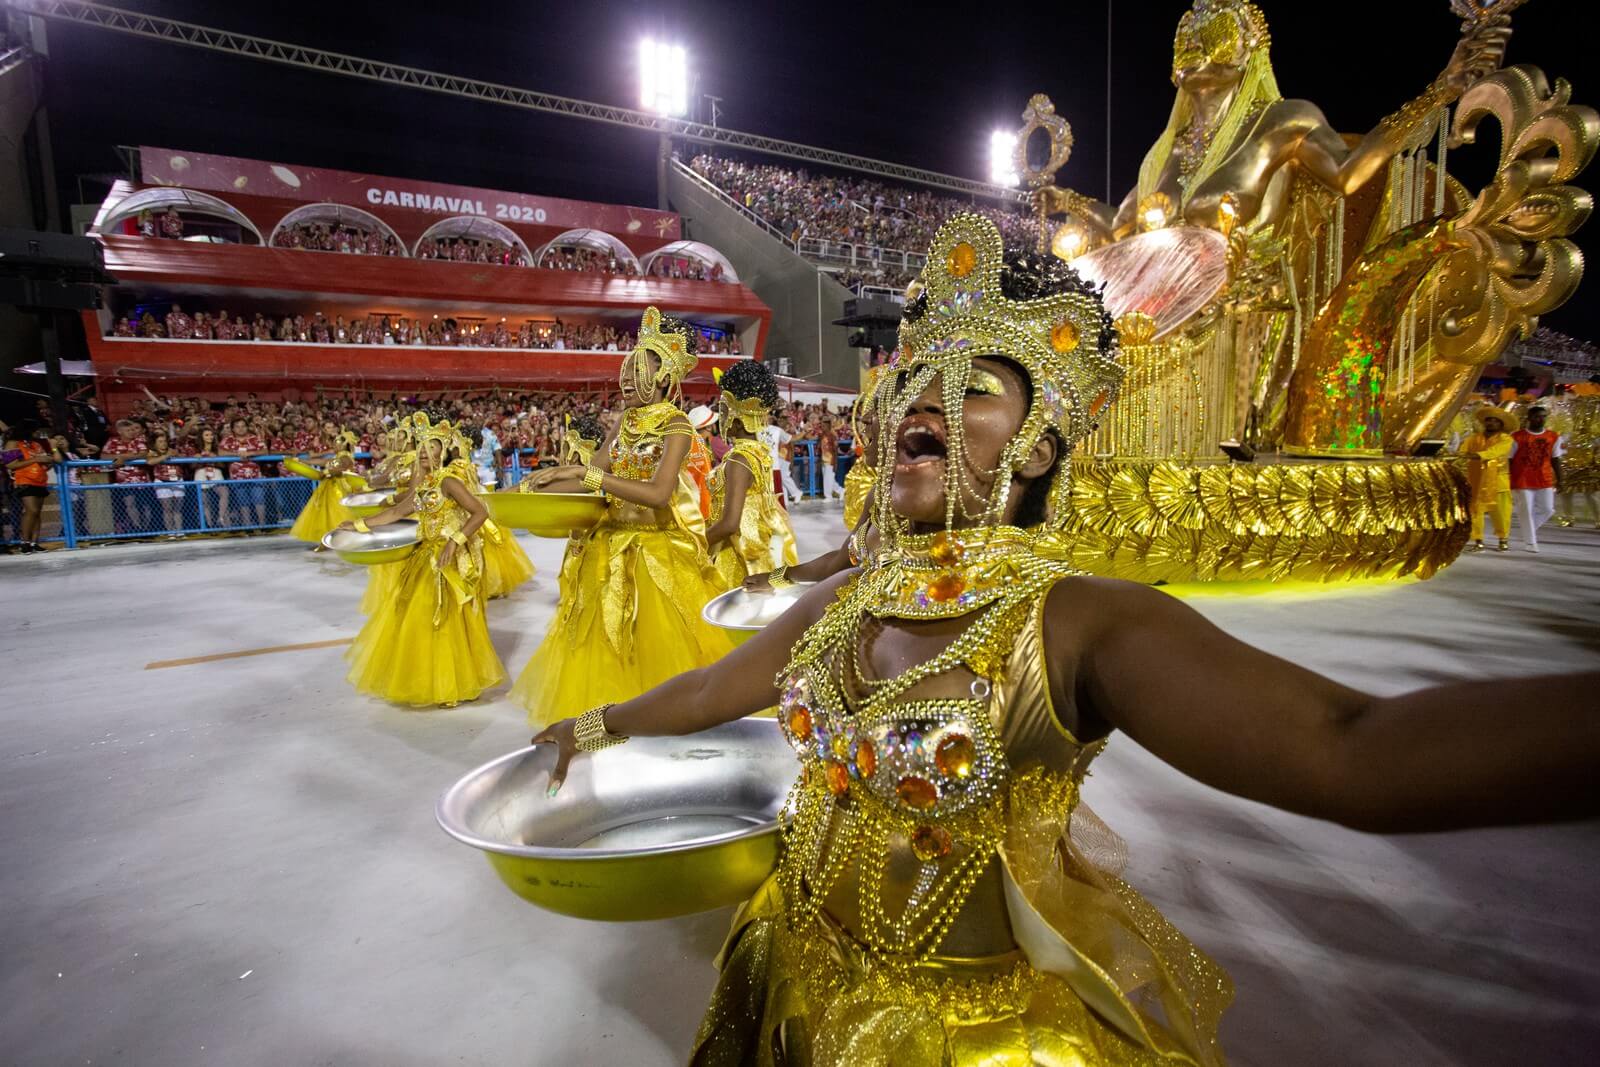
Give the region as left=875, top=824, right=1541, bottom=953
left=1509, top=406, right=1565, bottom=553
left=1457, top=406, right=1517, bottom=552
left=4, top=423, right=55, bottom=552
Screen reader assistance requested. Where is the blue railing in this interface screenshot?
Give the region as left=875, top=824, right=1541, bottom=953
left=5, top=441, right=858, bottom=549
left=2, top=454, right=367, bottom=549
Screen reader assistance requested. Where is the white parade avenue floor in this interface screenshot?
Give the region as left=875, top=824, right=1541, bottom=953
left=1, top=503, right=1597, bottom=1065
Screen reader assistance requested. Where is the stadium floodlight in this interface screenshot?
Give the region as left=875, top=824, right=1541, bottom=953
left=640, top=39, right=689, bottom=117
left=989, top=131, right=1019, bottom=187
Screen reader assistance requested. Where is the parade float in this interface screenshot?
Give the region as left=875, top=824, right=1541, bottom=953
left=1012, top=0, right=1597, bottom=583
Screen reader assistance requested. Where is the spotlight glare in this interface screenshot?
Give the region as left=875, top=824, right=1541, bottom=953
left=988, top=130, right=1019, bottom=187
left=640, top=39, right=690, bottom=117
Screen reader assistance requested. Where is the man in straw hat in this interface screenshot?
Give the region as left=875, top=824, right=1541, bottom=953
left=1458, top=405, right=1519, bottom=552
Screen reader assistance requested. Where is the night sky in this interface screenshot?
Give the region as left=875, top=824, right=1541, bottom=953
left=35, top=0, right=1598, bottom=339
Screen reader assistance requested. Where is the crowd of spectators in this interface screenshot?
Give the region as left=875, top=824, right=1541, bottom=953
left=689, top=152, right=1039, bottom=273
left=416, top=235, right=527, bottom=265
left=4, top=381, right=856, bottom=548
left=270, top=222, right=404, bottom=256
left=107, top=304, right=745, bottom=354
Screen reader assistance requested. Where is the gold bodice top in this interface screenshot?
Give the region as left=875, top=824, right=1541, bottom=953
left=606, top=401, right=706, bottom=537
left=709, top=440, right=791, bottom=566
left=773, top=527, right=1231, bottom=1063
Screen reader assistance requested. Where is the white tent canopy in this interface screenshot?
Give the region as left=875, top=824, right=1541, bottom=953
left=534, top=228, right=640, bottom=271
left=413, top=216, right=532, bottom=262
left=641, top=239, right=739, bottom=283
left=96, top=188, right=264, bottom=244
left=268, top=203, right=406, bottom=253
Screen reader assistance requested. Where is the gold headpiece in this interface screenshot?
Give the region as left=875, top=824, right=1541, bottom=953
left=713, top=366, right=770, bottom=435
left=1173, top=0, right=1270, bottom=78
left=632, top=306, right=698, bottom=389
left=886, top=213, right=1121, bottom=531
left=336, top=429, right=359, bottom=450
left=559, top=413, right=601, bottom=466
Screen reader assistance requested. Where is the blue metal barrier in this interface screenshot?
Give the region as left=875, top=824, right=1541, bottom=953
left=3, top=454, right=369, bottom=550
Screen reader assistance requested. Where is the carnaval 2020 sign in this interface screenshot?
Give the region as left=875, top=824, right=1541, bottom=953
left=139, top=147, right=681, bottom=239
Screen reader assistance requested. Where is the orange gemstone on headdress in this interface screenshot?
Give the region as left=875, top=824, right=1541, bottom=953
left=1050, top=320, right=1080, bottom=353
left=946, top=242, right=977, bottom=278
left=855, top=741, right=877, bottom=778
left=934, top=733, right=976, bottom=778
left=911, top=824, right=952, bottom=861
left=786, top=705, right=812, bottom=739
left=928, top=531, right=964, bottom=567
left=926, top=572, right=965, bottom=603
left=896, top=775, right=938, bottom=810
left=826, top=762, right=851, bottom=796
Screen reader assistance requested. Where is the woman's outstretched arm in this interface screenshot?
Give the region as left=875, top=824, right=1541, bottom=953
left=1049, top=576, right=1600, bottom=833
left=533, top=569, right=855, bottom=793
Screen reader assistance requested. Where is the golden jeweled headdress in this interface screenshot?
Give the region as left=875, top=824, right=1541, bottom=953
left=712, top=366, right=769, bottom=435
left=1173, top=0, right=1270, bottom=76
left=631, top=306, right=698, bottom=390
left=882, top=213, right=1122, bottom=534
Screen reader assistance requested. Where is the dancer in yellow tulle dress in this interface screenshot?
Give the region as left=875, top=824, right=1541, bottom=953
left=704, top=361, right=797, bottom=588
left=511, top=307, right=734, bottom=727
left=531, top=216, right=1600, bottom=1065
left=519, top=413, right=606, bottom=610
left=358, top=424, right=416, bottom=615
left=289, top=430, right=366, bottom=545
left=343, top=419, right=505, bottom=707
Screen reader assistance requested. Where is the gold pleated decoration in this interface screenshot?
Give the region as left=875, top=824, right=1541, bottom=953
left=1056, top=458, right=1471, bottom=585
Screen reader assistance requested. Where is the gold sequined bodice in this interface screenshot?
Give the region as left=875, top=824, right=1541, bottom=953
left=776, top=534, right=1095, bottom=963
left=414, top=464, right=472, bottom=543
left=607, top=401, right=698, bottom=527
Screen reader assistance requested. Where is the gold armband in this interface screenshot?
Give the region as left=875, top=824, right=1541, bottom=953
left=574, top=703, right=627, bottom=751
left=582, top=465, right=606, bottom=494
left=450, top=530, right=468, bottom=546
left=353, top=519, right=371, bottom=534
left=768, top=565, right=795, bottom=590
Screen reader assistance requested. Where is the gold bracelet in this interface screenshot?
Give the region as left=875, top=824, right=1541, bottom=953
left=768, top=565, right=795, bottom=590
left=573, top=703, right=627, bottom=751
left=353, top=519, right=371, bottom=534
left=582, top=465, right=606, bottom=494
left=450, top=530, right=467, bottom=546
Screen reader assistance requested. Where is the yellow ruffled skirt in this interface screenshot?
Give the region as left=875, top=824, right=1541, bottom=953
left=290, top=472, right=367, bottom=543
left=479, top=521, right=535, bottom=599
left=345, top=544, right=506, bottom=707
left=512, top=520, right=734, bottom=726
left=690, top=877, right=1172, bottom=1067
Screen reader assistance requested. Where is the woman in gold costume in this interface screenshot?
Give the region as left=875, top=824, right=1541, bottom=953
left=535, top=217, right=1598, bottom=1065
left=704, top=360, right=798, bottom=588
left=358, top=423, right=418, bottom=616
left=841, top=367, right=883, bottom=532
left=342, top=418, right=505, bottom=708
left=534, top=413, right=606, bottom=609
left=474, top=494, right=536, bottom=600
left=288, top=429, right=365, bottom=546
left=511, top=307, right=734, bottom=728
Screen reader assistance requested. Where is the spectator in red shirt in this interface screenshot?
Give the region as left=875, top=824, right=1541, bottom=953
left=1510, top=405, right=1566, bottom=553
left=102, top=419, right=156, bottom=533
left=221, top=418, right=267, bottom=527
left=4, top=423, right=54, bottom=551
left=148, top=430, right=186, bottom=533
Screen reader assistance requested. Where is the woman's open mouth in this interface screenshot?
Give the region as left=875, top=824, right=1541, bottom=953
left=894, top=414, right=947, bottom=471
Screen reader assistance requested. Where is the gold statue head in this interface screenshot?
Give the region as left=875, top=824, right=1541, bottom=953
left=1172, top=0, right=1271, bottom=86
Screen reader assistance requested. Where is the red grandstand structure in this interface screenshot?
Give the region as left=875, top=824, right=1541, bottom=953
left=81, top=148, right=771, bottom=416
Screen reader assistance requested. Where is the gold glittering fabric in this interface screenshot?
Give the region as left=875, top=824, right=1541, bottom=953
left=691, top=559, right=1232, bottom=1065
left=711, top=441, right=799, bottom=587
left=844, top=461, right=875, bottom=531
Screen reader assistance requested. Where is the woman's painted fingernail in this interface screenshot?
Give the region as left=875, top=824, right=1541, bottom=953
left=547, top=781, right=561, bottom=798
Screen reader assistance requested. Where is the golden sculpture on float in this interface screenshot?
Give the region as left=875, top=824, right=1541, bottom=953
left=1014, top=0, right=1597, bottom=584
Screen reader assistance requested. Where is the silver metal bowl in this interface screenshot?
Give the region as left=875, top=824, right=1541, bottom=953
left=320, top=520, right=420, bottom=565
left=436, top=719, right=793, bottom=921
left=701, top=583, right=813, bottom=644
left=340, top=490, right=395, bottom=518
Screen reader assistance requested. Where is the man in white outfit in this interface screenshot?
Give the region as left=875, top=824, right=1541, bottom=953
left=758, top=420, right=803, bottom=505
left=1509, top=405, right=1565, bottom=552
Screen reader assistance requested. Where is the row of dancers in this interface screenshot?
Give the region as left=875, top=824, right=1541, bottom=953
left=287, top=306, right=799, bottom=714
